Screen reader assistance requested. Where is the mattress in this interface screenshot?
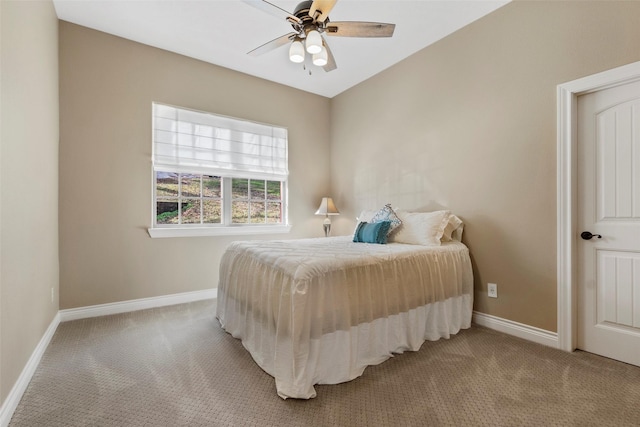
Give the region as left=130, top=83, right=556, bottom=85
left=216, top=236, right=474, bottom=399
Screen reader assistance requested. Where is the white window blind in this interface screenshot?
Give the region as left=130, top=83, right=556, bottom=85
left=153, top=103, right=288, bottom=181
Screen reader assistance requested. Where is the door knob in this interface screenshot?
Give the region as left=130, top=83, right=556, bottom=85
left=581, top=231, right=602, bottom=240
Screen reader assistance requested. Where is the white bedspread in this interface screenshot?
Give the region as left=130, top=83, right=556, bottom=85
left=216, top=236, right=473, bottom=399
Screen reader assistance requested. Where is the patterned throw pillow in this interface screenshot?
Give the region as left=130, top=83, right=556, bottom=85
left=371, top=204, right=402, bottom=236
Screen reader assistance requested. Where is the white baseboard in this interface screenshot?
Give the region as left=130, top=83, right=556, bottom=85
left=0, top=312, right=61, bottom=427
left=59, top=288, right=217, bottom=322
left=473, top=311, right=559, bottom=349
left=0, top=288, right=218, bottom=426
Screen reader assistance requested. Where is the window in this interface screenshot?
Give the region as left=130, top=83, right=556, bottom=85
left=230, top=178, right=284, bottom=224
left=155, top=173, right=222, bottom=225
left=149, top=103, right=290, bottom=238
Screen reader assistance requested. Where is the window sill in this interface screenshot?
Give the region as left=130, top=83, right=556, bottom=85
left=147, top=225, right=292, bottom=238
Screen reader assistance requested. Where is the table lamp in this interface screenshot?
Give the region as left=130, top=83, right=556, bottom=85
left=315, top=197, right=340, bottom=237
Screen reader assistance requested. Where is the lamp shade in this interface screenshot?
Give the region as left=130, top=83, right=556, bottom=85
left=312, top=45, right=328, bottom=66
left=315, top=197, right=340, bottom=215
left=305, top=30, right=322, bottom=54
left=289, top=40, right=305, bottom=63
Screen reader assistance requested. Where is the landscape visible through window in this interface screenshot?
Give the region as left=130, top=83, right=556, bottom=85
left=155, top=172, right=283, bottom=225
left=230, top=178, right=283, bottom=224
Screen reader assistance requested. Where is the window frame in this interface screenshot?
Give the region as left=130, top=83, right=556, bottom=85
left=147, top=104, right=291, bottom=238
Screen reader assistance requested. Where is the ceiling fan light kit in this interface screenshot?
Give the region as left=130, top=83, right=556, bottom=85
left=244, top=0, right=395, bottom=73
left=289, top=40, right=305, bottom=63
left=312, top=46, right=328, bottom=66
left=305, top=29, right=323, bottom=54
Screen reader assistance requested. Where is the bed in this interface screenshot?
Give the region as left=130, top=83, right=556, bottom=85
left=216, top=209, right=473, bottom=399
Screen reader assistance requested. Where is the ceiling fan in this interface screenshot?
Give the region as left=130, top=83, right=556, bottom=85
left=243, top=0, right=396, bottom=72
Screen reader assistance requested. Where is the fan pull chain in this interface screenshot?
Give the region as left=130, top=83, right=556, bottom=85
left=303, top=63, right=312, bottom=76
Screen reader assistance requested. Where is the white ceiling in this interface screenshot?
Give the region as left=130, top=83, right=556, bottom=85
left=53, top=0, right=509, bottom=98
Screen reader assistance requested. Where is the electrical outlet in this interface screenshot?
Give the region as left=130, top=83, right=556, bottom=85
left=51, top=287, right=54, bottom=303
left=488, top=283, right=498, bottom=298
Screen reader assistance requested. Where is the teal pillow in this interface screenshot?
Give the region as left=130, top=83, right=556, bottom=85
left=353, top=221, right=392, bottom=244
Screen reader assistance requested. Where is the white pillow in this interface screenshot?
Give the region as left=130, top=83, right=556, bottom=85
left=390, top=210, right=450, bottom=246
left=442, top=214, right=463, bottom=242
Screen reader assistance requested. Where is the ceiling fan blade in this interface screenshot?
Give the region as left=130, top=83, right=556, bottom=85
left=241, top=0, right=302, bottom=25
left=322, top=37, right=337, bottom=72
left=325, top=21, right=395, bottom=38
left=247, top=32, right=297, bottom=56
left=309, top=0, right=337, bottom=22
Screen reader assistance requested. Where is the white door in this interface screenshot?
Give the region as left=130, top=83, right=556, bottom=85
left=577, top=79, right=640, bottom=366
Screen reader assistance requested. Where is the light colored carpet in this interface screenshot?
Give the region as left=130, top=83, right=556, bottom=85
left=9, top=299, right=640, bottom=426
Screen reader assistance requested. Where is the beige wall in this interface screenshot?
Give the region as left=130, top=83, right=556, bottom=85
left=58, top=22, right=331, bottom=309
left=8, top=0, right=638, bottom=415
left=0, top=0, right=59, bottom=402
left=10, top=4, right=640, bottom=407
left=330, top=1, right=640, bottom=332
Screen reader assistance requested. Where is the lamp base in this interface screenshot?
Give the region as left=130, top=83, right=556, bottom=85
left=323, top=216, right=331, bottom=237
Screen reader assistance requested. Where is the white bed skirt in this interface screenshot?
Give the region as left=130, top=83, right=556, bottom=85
left=220, top=293, right=472, bottom=399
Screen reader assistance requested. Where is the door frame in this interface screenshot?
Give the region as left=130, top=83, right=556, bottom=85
left=557, top=60, right=640, bottom=352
